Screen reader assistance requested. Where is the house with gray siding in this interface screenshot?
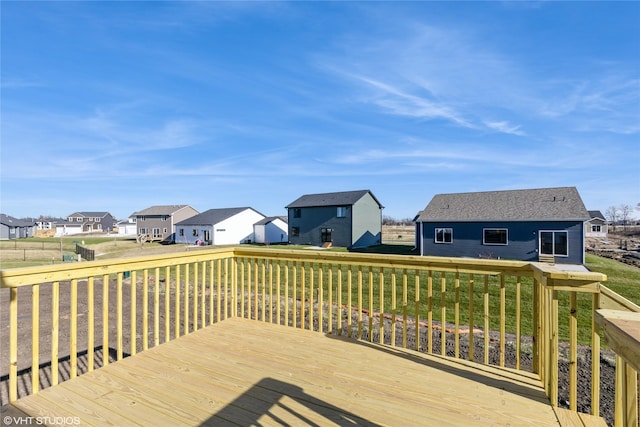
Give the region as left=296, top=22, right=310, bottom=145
left=136, top=205, right=199, bottom=243
left=175, top=207, right=264, bottom=245
left=414, top=187, right=590, bottom=264
left=286, top=190, right=383, bottom=248
left=66, top=211, right=116, bottom=234
left=0, top=214, right=34, bottom=239
left=586, top=210, right=608, bottom=238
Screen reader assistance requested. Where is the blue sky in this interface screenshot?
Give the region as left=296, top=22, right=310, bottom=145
left=2, top=1, right=639, bottom=221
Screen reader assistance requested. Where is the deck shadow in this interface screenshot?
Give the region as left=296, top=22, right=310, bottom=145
left=202, top=377, right=379, bottom=426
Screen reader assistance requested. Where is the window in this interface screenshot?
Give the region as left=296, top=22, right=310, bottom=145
left=591, top=225, right=601, bottom=232
left=540, top=231, right=568, bottom=256
left=435, top=228, right=453, bottom=243
left=483, top=228, right=508, bottom=245
left=153, top=228, right=161, bottom=237
left=336, top=207, right=347, bottom=218
left=293, top=208, right=301, bottom=218
left=163, top=228, right=168, bottom=234
left=89, top=218, right=94, bottom=222
left=179, top=229, right=184, bottom=237
left=291, top=227, right=300, bottom=237
left=321, top=228, right=332, bottom=243
left=139, top=228, right=147, bottom=235
left=192, top=229, right=199, bottom=237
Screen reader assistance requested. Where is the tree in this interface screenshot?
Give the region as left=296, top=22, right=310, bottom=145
left=605, top=206, right=619, bottom=230
left=619, top=204, right=632, bottom=229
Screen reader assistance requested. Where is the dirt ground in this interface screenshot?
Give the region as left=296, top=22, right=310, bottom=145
left=586, top=227, right=640, bottom=268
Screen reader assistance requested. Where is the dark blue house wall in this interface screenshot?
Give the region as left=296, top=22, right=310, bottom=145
left=289, top=206, right=352, bottom=247
left=419, top=221, right=584, bottom=264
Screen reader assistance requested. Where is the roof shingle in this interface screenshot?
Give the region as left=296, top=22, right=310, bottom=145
left=415, top=187, right=589, bottom=222
left=286, top=190, right=383, bottom=208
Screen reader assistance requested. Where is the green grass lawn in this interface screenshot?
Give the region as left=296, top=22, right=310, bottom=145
left=585, top=253, right=640, bottom=305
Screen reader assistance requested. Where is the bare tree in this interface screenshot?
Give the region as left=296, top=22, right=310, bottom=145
left=605, top=206, right=619, bottom=231
left=619, top=204, right=632, bottom=229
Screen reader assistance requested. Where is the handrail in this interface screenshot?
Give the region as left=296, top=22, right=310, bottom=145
left=0, top=247, right=630, bottom=426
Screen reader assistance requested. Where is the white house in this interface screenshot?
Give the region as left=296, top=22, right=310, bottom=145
left=116, top=215, right=138, bottom=236
left=175, top=207, right=265, bottom=245
left=253, top=216, right=288, bottom=244
left=54, top=221, right=84, bottom=237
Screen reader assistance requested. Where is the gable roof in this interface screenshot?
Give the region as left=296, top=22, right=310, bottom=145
left=415, top=187, right=589, bottom=222
left=176, top=207, right=262, bottom=226
left=588, top=210, right=606, bottom=221
left=286, top=190, right=383, bottom=209
left=67, top=211, right=112, bottom=218
left=136, top=205, right=193, bottom=216
left=0, top=214, right=33, bottom=227
left=255, top=216, right=288, bottom=226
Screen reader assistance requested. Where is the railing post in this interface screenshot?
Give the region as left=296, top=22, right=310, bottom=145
left=9, top=287, right=18, bottom=402
left=231, top=256, right=237, bottom=318
left=591, top=292, right=601, bottom=417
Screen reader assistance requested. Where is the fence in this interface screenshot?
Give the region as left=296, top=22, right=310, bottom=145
left=75, top=244, right=95, bottom=261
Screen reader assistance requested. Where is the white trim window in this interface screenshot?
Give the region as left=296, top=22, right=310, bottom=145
left=483, top=228, right=508, bottom=245
left=435, top=228, right=453, bottom=244
left=336, top=206, right=347, bottom=218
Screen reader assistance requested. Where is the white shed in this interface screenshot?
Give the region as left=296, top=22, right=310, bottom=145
left=254, top=216, right=288, bottom=244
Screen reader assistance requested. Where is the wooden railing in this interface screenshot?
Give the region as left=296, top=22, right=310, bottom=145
left=0, top=247, right=636, bottom=426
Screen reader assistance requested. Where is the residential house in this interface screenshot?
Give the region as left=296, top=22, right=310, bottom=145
left=32, top=217, right=64, bottom=237
left=64, top=212, right=116, bottom=234
left=136, top=205, right=199, bottom=243
left=414, top=187, right=590, bottom=264
left=116, top=214, right=138, bottom=237
left=175, top=207, right=265, bottom=245
left=254, top=216, right=288, bottom=245
left=286, top=190, right=383, bottom=248
left=586, top=210, right=608, bottom=238
left=0, top=214, right=34, bottom=239
left=54, top=220, right=84, bottom=237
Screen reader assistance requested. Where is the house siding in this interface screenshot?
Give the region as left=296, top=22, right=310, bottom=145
left=214, top=209, right=263, bottom=245
left=176, top=208, right=264, bottom=245
left=137, top=206, right=199, bottom=243
left=0, top=223, right=11, bottom=240
left=420, top=220, right=585, bottom=264
left=254, top=219, right=288, bottom=244
left=586, top=218, right=608, bottom=238
left=351, top=194, right=382, bottom=248
left=289, top=206, right=353, bottom=247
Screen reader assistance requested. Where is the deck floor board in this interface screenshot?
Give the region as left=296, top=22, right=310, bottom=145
left=10, top=317, right=566, bottom=426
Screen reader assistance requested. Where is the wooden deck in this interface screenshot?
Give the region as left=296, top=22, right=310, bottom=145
left=8, top=318, right=570, bottom=426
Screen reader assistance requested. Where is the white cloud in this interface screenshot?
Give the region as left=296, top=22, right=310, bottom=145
left=484, top=121, right=526, bottom=136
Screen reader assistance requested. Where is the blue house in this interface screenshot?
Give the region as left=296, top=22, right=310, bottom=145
left=0, top=214, right=34, bottom=239
left=286, top=190, right=383, bottom=248
left=414, top=187, right=590, bottom=264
